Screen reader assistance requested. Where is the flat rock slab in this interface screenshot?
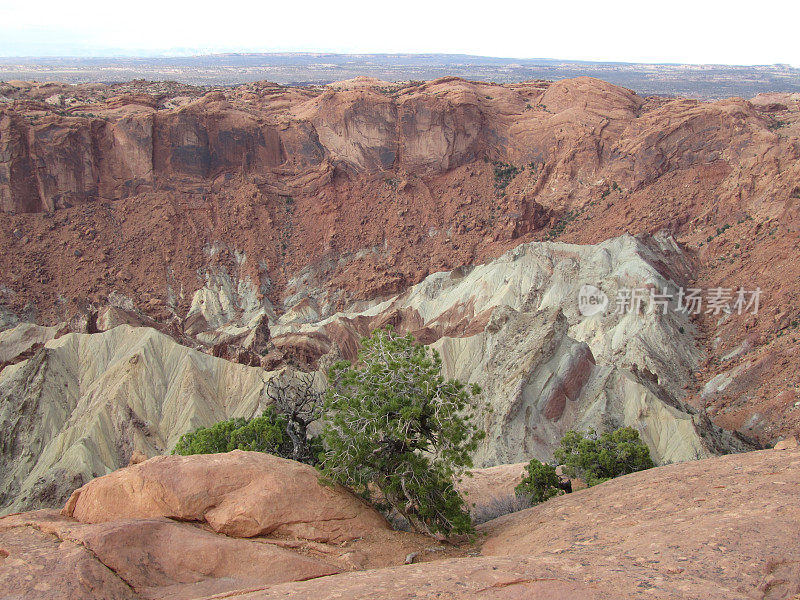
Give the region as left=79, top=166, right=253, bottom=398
left=0, top=515, right=137, bottom=600
left=206, top=555, right=607, bottom=600
left=481, top=447, right=800, bottom=599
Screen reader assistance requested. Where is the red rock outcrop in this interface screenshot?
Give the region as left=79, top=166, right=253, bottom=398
left=1, top=445, right=798, bottom=598
left=72, top=445, right=792, bottom=600
left=63, top=450, right=390, bottom=542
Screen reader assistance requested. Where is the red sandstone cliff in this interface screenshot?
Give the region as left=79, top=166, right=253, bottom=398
left=0, top=76, right=799, bottom=444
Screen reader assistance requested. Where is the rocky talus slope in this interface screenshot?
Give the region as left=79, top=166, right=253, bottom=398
left=0, top=232, right=754, bottom=514
left=1, top=446, right=798, bottom=599
left=0, top=325, right=281, bottom=514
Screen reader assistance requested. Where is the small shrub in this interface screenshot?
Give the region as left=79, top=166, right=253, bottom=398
left=173, top=417, right=248, bottom=455
left=228, top=411, right=291, bottom=453
left=492, top=161, right=520, bottom=194
left=554, top=427, right=654, bottom=486
left=471, top=494, right=533, bottom=525
left=514, top=459, right=562, bottom=504
left=172, top=407, right=294, bottom=458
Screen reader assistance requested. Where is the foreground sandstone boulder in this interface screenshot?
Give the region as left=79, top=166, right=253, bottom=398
left=177, top=447, right=800, bottom=600
left=0, top=451, right=420, bottom=599
left=0, top=510, right=338, bottom=600
left=63, top=450, right=389, bottom=542
left=1, top=447, right=798, bottom=599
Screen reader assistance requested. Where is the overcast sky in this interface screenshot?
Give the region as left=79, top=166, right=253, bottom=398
left=1, top=0, right=797, bottom=66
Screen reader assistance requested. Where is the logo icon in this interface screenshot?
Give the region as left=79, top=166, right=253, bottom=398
left=578, top=284, right=609, bottom=317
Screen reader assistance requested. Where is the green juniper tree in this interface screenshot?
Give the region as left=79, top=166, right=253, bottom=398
left=514, top=459, right=562, bottom=504
left=321, top=327, right=484, bottom=536
left=554, top=426, right=654, bottom=486
left=514, top=427, right=654, bottom=509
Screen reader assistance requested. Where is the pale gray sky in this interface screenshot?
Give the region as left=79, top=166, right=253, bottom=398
left=1, top=0, right=798, bottom=66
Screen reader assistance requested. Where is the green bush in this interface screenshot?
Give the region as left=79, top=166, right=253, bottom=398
left=172, top=407, right=294, bottom=458
left=321, top=327, right=485, bottom=537
left=492, top=161, right=520, bottom=193
left=514, top=459, right=562, bottom=504
left=554, top=427, right=654, bottom=486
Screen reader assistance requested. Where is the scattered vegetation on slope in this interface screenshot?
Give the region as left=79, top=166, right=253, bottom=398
left=544, top=209, right=579, bottom=240
left=491, top=160, right=520, bottom=195
left=513, top=427, right=654, bottom=510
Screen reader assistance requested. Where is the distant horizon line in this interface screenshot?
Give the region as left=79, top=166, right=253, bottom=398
left=0, top=51, right=797, bottom=69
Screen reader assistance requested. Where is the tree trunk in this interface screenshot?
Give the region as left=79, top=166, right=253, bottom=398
left=385, top=480, right=436, bottom=537
left=285, top=421, right=304, bottom=462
